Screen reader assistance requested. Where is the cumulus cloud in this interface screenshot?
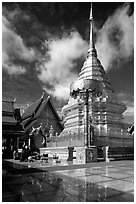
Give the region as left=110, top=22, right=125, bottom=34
left=2, top=14, right=36, bottom=75
left=5, top=6, right=31, bottom=22
left=49, top=84, right=70, bottom=101
left=123, top=105, right=134, bottom=124
left=124, top=106, right=134, bottom=116
left=37, top=31, right=88, bottom=100
left=117, top=92, right=134, bottom=123
left=96, top=3, right=134, bottom=71
left=117, top=92, right=134, bottom=106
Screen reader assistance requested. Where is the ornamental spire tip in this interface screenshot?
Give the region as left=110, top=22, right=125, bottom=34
left=89, top=2, right=93, bottom=21
left=88, top=2, right=97, bottom=58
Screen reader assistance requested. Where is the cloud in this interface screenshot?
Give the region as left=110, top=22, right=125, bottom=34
left=47, top=84, right=70, bottom=101
left=117, top=92, right=134, bottom=123
left=124, top=106, right=134, bottom=116
left=6, top=6, right=31, bottom=22
left=37, top=31, right=88, bottom=100
left=96, top=3, right=134, bottom=71
left=2, top=13, right=36, bottom=75
left=123, top=105, right=134, bottom=124
left=117, top=92, right=134, bottom=106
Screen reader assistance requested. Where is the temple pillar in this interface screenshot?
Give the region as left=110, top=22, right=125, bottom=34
left=84, top=89, right=89, bottom=147
left=28, top=138, right=31, bottom=149
left=17, top=137, right=19, bottom=149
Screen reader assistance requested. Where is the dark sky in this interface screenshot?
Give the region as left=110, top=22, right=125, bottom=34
left=2, top=2, right=134, bottom=123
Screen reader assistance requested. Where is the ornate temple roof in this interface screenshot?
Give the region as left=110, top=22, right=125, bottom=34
left=2, top=100, right=24, bottom=136
left=2, top=100, right=16, bottom=124
left=21, top=93, right=64, bottom=131
left=2, top=100, right=14, bottom=114
left=22, top=92, right=45, bottom=120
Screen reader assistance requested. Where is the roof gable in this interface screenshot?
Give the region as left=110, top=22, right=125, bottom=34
left=48, top=99, right=63, bottom=124
left=22, top=96, right=63, bottom=131
left=36, top=98, right=63, bottom=127
left=32, top=97, right=63, bottom=124
left=22, top=97, right=43, bottom=120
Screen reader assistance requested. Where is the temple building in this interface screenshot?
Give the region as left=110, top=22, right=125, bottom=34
left=54, top=4, right=133, bottom=152
left=21, top=93, right=64, bottom=149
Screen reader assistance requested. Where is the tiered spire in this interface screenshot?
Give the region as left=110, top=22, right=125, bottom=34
left=89, top=3, right=93, bottom=48
left=79, top=2, right=99, bottom=80
left=87, top=2, right=97, bottom=58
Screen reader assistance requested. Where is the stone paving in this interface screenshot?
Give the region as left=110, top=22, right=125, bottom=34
left=2, top=160, right=134, bottom=202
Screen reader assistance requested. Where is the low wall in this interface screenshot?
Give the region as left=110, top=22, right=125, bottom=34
left=40, top=147, right=69, bottom=161
left=40, top=146, right=98, bottom=164
left=108, top=146, right=134, bottom=160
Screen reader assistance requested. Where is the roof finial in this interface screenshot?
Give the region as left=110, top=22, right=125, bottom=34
left=89, top=2, right=94, bottom=48
left=41, top=89, right=46, bottom=99
left=89, top=2, right=93, bottom=21
left=13, top=98, right=16, bottom=103
left=87, top=2, right=97, bottom=58
left=47, top=95, right=51, bottom=100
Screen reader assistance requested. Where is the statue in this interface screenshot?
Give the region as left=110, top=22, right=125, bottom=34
left=49, top=125, right=54, bottom=137
left=29, top=123, right=47, bottom=148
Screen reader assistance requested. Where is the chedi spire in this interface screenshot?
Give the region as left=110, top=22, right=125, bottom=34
left=88, top=2, right=97, bottom=58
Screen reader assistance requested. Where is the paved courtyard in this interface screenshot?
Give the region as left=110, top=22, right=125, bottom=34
left=2, top=160, right=134, bottom=202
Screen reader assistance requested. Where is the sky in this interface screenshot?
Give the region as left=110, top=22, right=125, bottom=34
left=2, top=2, right=134, bottom=124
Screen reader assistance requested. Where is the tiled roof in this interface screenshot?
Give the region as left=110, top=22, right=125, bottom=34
left=2, top=123, right=24, bottom=132
left=21, top=97, right=43, bottom=120
left=31, top=99, right=48, bottom=120
left=2, top=100, right=25, bottom=134
left=22, top=95, right=64, bottom=131
left=2, top=100, right=16, bottom=124
left=23, top=118, right=38, bottom=132
left=21, top=117, right=32, bottom=127
left=2, top=116, right=16, bottom=124
left=2, top=100, right=14, bottom=113
left=21, top=99, right=48, bottom=130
